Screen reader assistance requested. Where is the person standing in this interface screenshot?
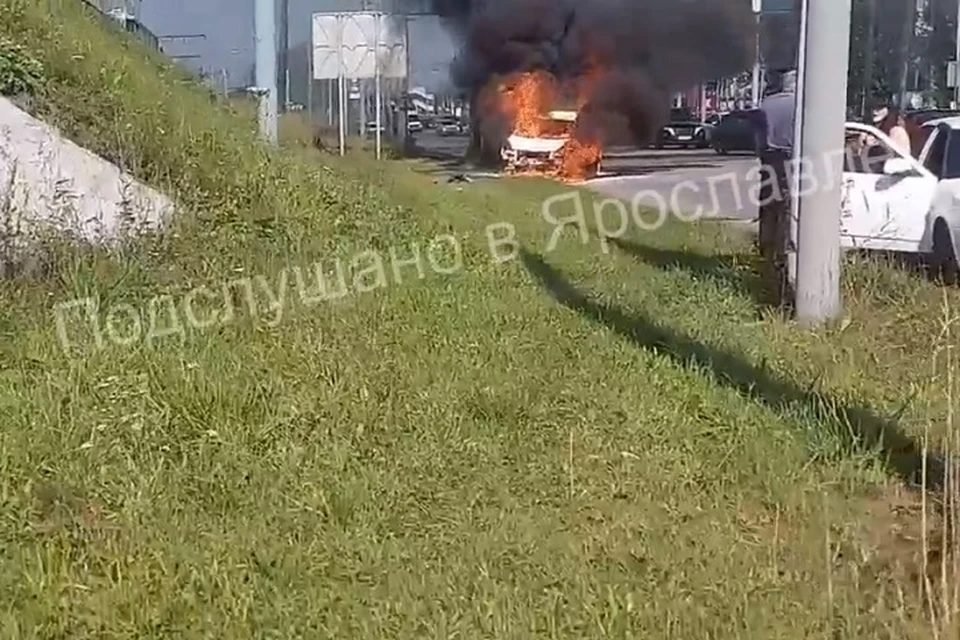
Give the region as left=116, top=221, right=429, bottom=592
left=760, top=69, right=796, bottom=158
left=755, top=69, right=797, bottom=307
left=868, top=104, right=911, bottom=156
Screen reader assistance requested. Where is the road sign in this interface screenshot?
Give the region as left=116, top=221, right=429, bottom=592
left=311, top=11, right=407, bottom=80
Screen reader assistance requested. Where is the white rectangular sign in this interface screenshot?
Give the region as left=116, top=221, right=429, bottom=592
left=311, top=12, right=407, bottom=80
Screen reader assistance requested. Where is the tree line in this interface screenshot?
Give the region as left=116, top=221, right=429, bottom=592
left=763, top=0, right=957, bottom=112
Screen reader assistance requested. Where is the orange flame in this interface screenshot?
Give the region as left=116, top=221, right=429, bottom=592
left=498, top=70, right=558, bottom=137
left=494, top=63, right=604, bottom=182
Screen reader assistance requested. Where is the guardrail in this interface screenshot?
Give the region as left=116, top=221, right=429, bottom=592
left=78, top=0, right=161, bottom=52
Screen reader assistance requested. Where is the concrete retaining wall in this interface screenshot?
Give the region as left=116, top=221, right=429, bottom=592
left=0, top=96, right=173, bottom=246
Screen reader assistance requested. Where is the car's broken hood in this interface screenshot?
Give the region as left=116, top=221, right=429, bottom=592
left=505, top=134, right=568, bottom=154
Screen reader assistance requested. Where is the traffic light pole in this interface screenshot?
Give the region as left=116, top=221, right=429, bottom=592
left=792, top=0, right=850, bottom=325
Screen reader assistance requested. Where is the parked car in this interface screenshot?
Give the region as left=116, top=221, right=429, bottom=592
left=654, top=107, right=711, bottom=149
left=364, top=121, right=386, bottom=137
left=437, top=116, right=462, bottom=136
left=407, top=114, right=423, bottom=133
left=840, top=118, right=960, bottom=282
left=904, top=109, right=960, bottom=157
left=905, top=108, right=960, bottom=125
left=710, top=109, right=764, bottom=154
left=704, top=112, right=722, bottom=126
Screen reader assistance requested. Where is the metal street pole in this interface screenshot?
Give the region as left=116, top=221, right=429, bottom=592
left=280, top=0, right=288, bottom=112
left=328, top=79, right=333, bottom=125
left=699, top=83, right=707, bottom=121
left=955, top=0, right=960, bottom=107
left=859, top=0, right=875, bottom=117
left=307, top=40, right=314, bottom=126
left=751, top=0, right=762, bottom=106
left=403, top=15, right=412, bottom=147
left=254, top=0, right=277, bottom=142
left=360, top=81, right=367, bottom=137
left=375, top=12, right=382, bottom=159
left=793, top=0, right=850, bottom=325
left=787, top=0, right=806, bottom=290
left=338, top=15, right=346, bottom=155
left=897, top=0, right=914, bottom=109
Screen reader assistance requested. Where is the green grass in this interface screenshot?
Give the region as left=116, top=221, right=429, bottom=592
left=1, top=0, right=959, bottom=637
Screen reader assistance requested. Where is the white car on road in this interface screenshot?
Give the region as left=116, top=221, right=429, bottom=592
left=501, top=110, right=602, bottom=176
left=841, top=119, right=960, bottom=282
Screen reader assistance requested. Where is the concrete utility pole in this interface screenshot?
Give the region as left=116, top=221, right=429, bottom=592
left=254, top=0, right=278, bottom=142
left=793, top=0, right=850, bottom=325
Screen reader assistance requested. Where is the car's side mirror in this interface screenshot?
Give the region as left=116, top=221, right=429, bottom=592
left=883, top=157, right=913, bottom=175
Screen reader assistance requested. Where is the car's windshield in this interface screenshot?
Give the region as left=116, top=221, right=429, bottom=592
left=670, top=108, right=694, bottom=122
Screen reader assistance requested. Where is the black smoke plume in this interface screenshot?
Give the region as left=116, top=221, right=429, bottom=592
left=431, top=0, right=754, bottom=151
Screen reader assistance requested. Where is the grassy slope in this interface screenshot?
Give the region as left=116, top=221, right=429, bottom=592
left=1, top=0, right=958, bottom=637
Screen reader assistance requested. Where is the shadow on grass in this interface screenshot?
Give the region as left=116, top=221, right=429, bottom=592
left=605, top=236, right=779, bottom=310
left=519, top=247, right=944, bottom=490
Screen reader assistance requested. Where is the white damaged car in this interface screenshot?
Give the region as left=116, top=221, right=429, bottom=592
left=500, top=110, right=602, bottom=176
left=840, top=119, right=960, bottom=282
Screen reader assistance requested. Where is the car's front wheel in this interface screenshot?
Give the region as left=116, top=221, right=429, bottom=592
left=930, top=220, right=959, bottom=285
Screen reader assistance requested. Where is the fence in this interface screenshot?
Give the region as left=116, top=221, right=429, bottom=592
left=79, top=0, right=160, bottom=52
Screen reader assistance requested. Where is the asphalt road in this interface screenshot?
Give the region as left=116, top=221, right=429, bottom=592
left=591, top=148, right=758, bottom=221
left=412, top=131, right=759, bottom=221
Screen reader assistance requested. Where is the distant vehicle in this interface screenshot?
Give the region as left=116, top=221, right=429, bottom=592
left=655, top=107, right=710, bottom=149
left=437, top=116, right=462, bottom=136
left=364, top=121, right=386, bottom=136
left=710, top=109, right=764, bottom=154
left=407, top=113, right=423, bottom=133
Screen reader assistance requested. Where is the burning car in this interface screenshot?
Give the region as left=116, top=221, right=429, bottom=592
left=500, top=109, right=600, bottom=175
left=493, top=71, right=603, bottom=181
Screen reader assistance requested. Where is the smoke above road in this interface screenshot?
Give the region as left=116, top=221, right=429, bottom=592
left=430, top=0, right=754, bottom=148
